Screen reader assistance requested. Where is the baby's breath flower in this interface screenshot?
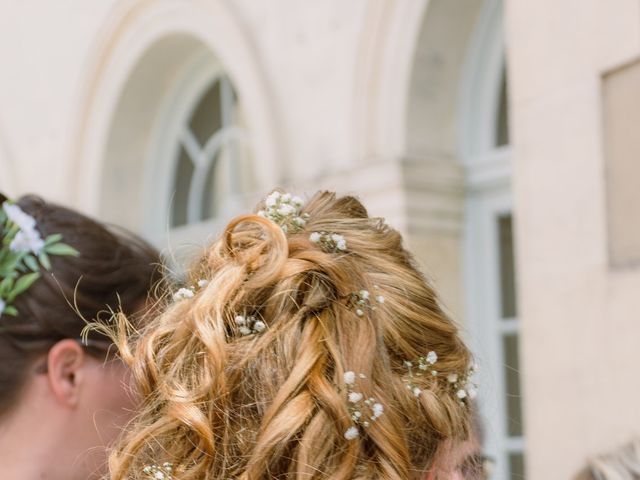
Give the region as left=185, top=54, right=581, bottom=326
left=173, top=288, right=195, bottom=301
left=348, top=392, right=363, bottom=403
left=309, top=231, right=348, bottom=252
left=253, top=320, right=266, bottom=332
left=260, top=191, right=307, bottom=233
left=372, top=403, right=384, bottom=418
left=197, top=279, right=209, bottom=288
left=413, top=387, right=422, bottom=397
left=344, top=371, right=356, bottom=385
left=426, top=351, right=438, bottom=365
left=344, top=426, right=359, bottom=440
left=456, top=389, right=467, bottom=399
left=375, top=295, right=385, bottom=304
left=234, top=315, right=246, bottom=325
left=447, top=373, right=459, bottom=383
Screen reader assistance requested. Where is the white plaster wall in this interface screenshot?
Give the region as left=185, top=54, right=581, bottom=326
left=0, top=0, right=117, bottom=202
left=505, top=0, right=640, bottom=477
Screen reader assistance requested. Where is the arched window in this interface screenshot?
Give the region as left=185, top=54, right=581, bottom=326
left=461, top=2, right=524, bottom=479
left=170, top=75, right=244, bottom=227
left=143, top=50, right=252, bottom=249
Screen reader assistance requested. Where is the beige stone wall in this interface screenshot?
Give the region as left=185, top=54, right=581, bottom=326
left=506, top=0, right=640, bottom=477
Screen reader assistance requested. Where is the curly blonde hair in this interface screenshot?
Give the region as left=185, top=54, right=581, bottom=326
left=107, top=191, right=473, bottom=480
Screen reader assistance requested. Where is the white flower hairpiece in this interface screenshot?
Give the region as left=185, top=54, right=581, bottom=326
left=309, top=231, right=347, bottom=252
left=349, top=289, right=385, bottom=317
left=0, top=200, right=79, bottom=317
left=142, top=462, right=173, bottom=480
left=171, top=278, right=209, bottom=303
left=404, top=351, right=438, bottom=397
left=257, top=191, right=309, bottom=233
left=342, top=371, right=384, bottom=440
left=404, top=352, right=479, bottom=405
left=447, top=362, right=479, bottom=405
left=234, top=314, right=267, bottom=336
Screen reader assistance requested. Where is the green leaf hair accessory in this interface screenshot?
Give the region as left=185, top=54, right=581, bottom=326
left=0, top=200, right=79, bottom=316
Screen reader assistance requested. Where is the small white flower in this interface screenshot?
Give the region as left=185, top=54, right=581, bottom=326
left=413, top=387, right=422, bottom=397
left=348, top=392, right=363, bottom=403
left=355, top=308, right=364, bottom=317
left=281, top=192, right=292, bottom=202
left=353, top=411, right=362, bottom=418
left=467, top=386, right=478, bottom=399
left=359, top=290, right=370, bottom=300
left=257, top=210, right=267, bottom=217
left=431, top=370, right=438, bottom=376
left=3, top=202, right=36, bottom=231
left=447, top=373, right=458, bottom=384
left=234, top=315, right=246, bottom=325
left=292, top=196, right=304, bottom=206
left=309, top=232, right=322, bottom=243
left=336, top=239, right=347, bottom=251
left=265, top=191, right=280, bottom=206
left=344, top=426, right=359, bottom=440
left=173, top=287, right=194, bottom=301
left=293, top=216, right=306, bottom=226
left=426, top=351, right=438, bottom=365
left=253, top=320, right=266, bottom=332
left=404, top=361, right=413, bottom=368
left=154, top=472, right=165, bottom=480
left=375, top=295, right=385, bottom=304
left=456, top=389, right=467, bottom=399
left=197, top=279, right=209, bottom=288
left=9, top=228, right=45, bottom=254
left=343, top=371, right=356, bottom=385
left=372, top=403, right=384, bottom=418
left=239, top=326, right=252, bottom=336
left=277, top=204, right=296, bottom=216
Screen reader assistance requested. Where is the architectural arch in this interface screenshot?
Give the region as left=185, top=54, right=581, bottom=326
left=69, top=0, right=284, bottom=235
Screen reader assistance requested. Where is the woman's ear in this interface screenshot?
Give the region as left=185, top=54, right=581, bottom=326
left=47, top=339, right=86, bottom=408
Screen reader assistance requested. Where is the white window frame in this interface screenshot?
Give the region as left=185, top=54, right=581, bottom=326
left=458, top=0, right=525, bottom=478
left=143, top=50, right=250, bottom=251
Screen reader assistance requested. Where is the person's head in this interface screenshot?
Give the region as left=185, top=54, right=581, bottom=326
left=575, top=439, right=640, bottom=480
left=108, top=190, right=474, bottom=479
left=0, top=194, right=160, bottom=479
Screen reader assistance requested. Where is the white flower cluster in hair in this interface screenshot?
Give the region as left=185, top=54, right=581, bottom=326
left=172, top=279, right=209, bottom=302
left=447, top=362, right=479, bottom=405
left=257, top=191, right=309, bottom=233
left=309, top=231, right=347, bottom=252
left=142, top=462, right=173, bottom=480
left=234, top=314, right=267, bottom=336
left=342, top=371, right=384, bottom=440
left=3, top=202, right=45, bottom=254
left=404, top=351, right=438, bottom=397
left=350, top=288, right=385, bottom=317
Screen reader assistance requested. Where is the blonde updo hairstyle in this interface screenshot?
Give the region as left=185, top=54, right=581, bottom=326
left=108, top=191, right=472, bottom=480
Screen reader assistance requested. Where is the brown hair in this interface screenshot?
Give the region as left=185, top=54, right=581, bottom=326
left=0, top=193, right=161, bottom=417
left=108, top=191, right=472, bottom=479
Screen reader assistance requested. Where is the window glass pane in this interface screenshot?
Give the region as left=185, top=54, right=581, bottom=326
left=509, top=452, right=525, bottom=479
left=496, top=70, right=510, bottom=147
left=498, top=214, right=517, bottom=318
left=503, top=333, right=523, bottom=437
left=171, top=146, right=195, bottom=227
left=189, top=80, right=222, bottom=147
